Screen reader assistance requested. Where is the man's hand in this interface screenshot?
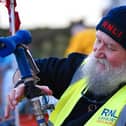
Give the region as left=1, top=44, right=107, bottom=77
left=4, top=84, right=25, bottom=119
left=4, top=84, right=52, bottom=119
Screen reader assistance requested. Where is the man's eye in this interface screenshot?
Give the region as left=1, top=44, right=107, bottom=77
left=96, top=39, right=101, bottom=44
left=107, top=45, right=116, bottom=51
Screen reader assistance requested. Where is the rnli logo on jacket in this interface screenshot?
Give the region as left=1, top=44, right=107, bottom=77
left=97, top=108, right=118, bottom=125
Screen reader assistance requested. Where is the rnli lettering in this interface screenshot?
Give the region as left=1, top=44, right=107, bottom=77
left=101, top=108, right=118, bottom=118
left=102, top=21, right=123, bottom=38
left=97, top=108, right=118, bottom=125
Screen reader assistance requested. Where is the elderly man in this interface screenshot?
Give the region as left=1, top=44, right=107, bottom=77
left=4, top=6, right=126, bottom=126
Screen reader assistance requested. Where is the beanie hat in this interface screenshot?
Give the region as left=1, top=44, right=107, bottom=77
left=96, top=6, right=126, bottom=49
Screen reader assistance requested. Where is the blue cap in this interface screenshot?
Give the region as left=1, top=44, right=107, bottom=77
left=96, top=6, right=126, bottom=49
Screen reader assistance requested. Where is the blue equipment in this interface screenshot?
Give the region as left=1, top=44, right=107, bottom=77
left=0, top=30, right=53, bottom=126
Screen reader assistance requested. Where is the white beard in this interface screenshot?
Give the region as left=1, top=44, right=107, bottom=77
left=82, top=53, right=126, bottom=96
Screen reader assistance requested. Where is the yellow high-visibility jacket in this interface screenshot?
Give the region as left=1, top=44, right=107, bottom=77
left=49, top=77, right=126, bottom=126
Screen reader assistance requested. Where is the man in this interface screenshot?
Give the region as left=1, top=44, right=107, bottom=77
left=4, top=6, right=126, bottom=126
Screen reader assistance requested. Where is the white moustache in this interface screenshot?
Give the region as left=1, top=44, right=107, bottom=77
left=96, top=58, right=110, bottom=71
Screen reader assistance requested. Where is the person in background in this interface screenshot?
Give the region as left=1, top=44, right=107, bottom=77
left=69, top=19, right=86, bottom=36
left=64, top=28, right=96, bottom=56
left=4, top=6, right=126, bottom=126
left=65, top=8, right=110, bottom=57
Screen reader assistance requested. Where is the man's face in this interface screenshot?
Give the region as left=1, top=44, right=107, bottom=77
left=93, top=30, right=126, bottom=72
left=83, top=32, right=126, bottom=95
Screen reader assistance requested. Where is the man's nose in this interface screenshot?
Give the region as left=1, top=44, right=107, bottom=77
left=93, top=43, right=105, bottom=58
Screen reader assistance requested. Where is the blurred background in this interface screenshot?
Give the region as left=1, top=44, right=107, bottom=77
left=0, top=0, right=126, bottom=126
left=0, top=0, right=125, bottom=58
